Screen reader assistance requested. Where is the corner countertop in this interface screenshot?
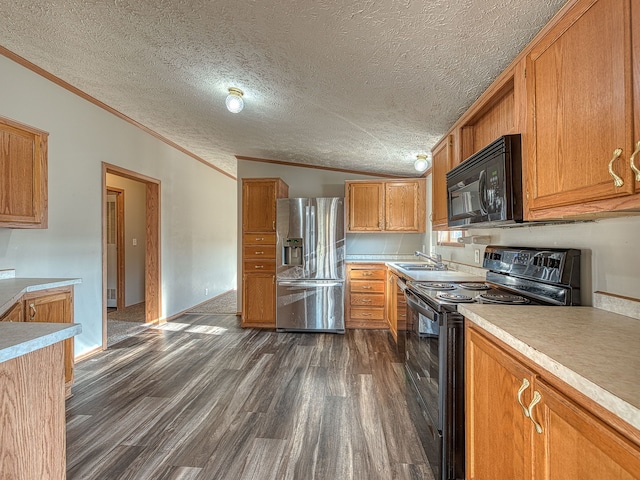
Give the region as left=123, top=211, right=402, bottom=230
left=0, top=277, right=82, bottom=317
left=458, top=303, right=640, bottom=431
left=0, top=322, right=82, bottom=364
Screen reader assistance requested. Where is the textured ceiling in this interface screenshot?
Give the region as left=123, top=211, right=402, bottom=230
left=0, top=0, right=567, bottom=178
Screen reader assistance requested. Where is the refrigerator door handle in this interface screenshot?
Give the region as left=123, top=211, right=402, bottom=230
left=278, top=281, right=342, bottom=288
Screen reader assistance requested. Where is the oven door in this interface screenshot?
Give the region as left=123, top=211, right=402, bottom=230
left=404, top=289, right=445, bottom=479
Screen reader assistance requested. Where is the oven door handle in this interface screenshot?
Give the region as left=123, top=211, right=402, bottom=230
left=405, top=289, right=436, bottom=320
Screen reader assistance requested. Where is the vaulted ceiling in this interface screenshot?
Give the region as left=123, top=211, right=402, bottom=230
left=1, top=1, right=567, bottom=178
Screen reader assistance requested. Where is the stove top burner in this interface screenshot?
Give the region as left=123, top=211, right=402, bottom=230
left=419, top=282, right=455, bottom=290
left=457, top=282, right=491, bottom=291
left=437, top=292, right=474, bottom=303
left=478, top=293, right=530, bottom=304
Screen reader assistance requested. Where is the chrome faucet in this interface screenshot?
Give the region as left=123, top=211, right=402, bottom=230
left=414, top=250, right=447, bottom=270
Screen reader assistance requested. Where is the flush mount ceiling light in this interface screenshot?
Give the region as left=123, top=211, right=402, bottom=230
left=225, top=87, right=244, bottom=113
left=414, top=154, right=430, bottom=172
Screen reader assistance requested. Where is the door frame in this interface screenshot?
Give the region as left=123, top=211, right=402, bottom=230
left=102, top=163, right=161, bottom=349
left=106, top=186, right=125, bottom=310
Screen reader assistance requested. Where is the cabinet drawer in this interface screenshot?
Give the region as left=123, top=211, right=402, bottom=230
left=351, top=293, right=385, bottom=307
left=350, top=307, right=385, bottom=320
left=349, top=268, right=386, bottom=280
left=243, top=245, right=276, bottom=259
left=350, top=280, right=385, bottom=293
left=243, top=260, right=275, bottom=273
left=243, top=233, right=276, bottom=245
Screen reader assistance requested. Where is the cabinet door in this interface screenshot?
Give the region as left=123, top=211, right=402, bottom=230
left=0, top=302, right=24, bottom=322
left=466, top=327, right=534, bottom=480
left=385, top=180, right=425, bottom=232
left=242, top=180, right=277, bottom=232
left=25, top=290, right=73, bottom=387
left=526, top=0, right=635, bottom=212
left=531, top=380, right=640, bottom=480
left=346, top=182, right=383, bottom=231
left=386, top=271, right=398, bottom=338
left=242, top=274, right=276, bottom=327
left=431, top=135, right=453, bottom=230
left=0, top=118, right=48, bottom=228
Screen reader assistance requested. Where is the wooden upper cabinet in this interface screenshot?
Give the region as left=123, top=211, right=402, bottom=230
left=0, top=116, right=48, bottom=228
left=346, top=182, right=383, bottom=231
left=526, top=0, right=636, bottom=213
left=385, top=180, right=425, bottom=232
left=242, top=178, right=289, bottom=232
left=346, top=179, right=425, bottom=233
left=431, top=135, right=454, bottom=230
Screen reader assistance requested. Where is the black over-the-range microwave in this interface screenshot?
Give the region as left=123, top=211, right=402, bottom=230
left=446, top=134, right=522, bottom=228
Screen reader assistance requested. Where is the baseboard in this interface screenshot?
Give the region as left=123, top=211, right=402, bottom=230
left=75, top=345, right=103, bottom=363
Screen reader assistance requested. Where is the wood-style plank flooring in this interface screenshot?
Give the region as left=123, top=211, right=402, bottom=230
left=66, top=314, right=434, bottom=479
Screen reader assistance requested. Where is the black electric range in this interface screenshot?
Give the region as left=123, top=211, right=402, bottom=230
left=404, top=246, right=581, bottom=480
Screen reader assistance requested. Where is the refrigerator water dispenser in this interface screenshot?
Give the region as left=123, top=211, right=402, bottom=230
left=283, top=237, right=304, bottom=266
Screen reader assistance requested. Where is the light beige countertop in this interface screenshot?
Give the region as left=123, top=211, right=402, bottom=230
left=0, top=322, right=82, bottom=363
left=458, top=304, right=640, bottom=431
left=0, top=277, right=82, bottom=317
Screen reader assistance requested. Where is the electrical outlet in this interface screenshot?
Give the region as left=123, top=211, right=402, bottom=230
left=474, top=249, right=480, bottom=264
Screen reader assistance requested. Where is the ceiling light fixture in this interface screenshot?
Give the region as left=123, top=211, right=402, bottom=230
left=414, top=154, right=430, bottom=172
left=225, top=87, right=244, bottom=113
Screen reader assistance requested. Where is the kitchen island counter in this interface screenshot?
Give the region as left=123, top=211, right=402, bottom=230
left=459, top=303, right=640, bottom=432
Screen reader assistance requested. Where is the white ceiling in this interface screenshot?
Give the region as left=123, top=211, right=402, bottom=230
left=1, top=0, right=567, bottom=178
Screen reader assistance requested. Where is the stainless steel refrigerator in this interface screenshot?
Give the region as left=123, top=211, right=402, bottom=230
left=276, top=197, right=345, bottom=333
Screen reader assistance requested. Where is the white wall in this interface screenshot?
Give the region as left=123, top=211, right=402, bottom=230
left=0, top=55, right=238, bottom=356
left=106, top=173, right=146, bottom=306
left=428, top=174, right=640, bottom=305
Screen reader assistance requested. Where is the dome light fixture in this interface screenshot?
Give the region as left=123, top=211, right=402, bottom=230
left=225, top=87, right=244, bottom=113
left=414, top=154, right=430, bottom=172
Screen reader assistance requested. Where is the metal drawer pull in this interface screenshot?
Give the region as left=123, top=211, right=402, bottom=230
left=255, top=251, right=265, bottom=255
left=528, top=391, right=544, bottom=434
left=29, top=303, right=37, bottom=320
left=608, top=148, right=624, bottom=187
left=361, top=313, right=371, bottom=316
left=255, top=237, right=265, bottom=241
left=361, top=285, right=372, bottom=289
left=517, top=378, right=531, bottom=418
left=630, top=140, right=640, bottom=181
left=361, top=299, right=372, bottom=303
left=254, top=265, right=264, bottom=269
left=362, top=272, right=373, bottom=276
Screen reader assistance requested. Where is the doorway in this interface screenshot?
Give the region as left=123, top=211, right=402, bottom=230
left=102, top=163, right=161, bottom=349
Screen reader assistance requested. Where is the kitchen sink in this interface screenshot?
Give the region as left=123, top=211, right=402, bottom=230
left=393, top=263, right=439, bottom=271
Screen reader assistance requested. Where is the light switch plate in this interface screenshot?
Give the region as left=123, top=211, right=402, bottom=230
left=474, top=249, right=480, bottom=264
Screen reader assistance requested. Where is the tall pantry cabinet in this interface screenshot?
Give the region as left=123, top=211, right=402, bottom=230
left=241, top=178, right=288, bottom=328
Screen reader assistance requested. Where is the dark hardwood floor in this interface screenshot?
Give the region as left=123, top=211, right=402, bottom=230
left=67, top=313, right=434, bottom=479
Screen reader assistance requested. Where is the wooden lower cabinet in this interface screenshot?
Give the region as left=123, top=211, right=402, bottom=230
left=385, top=270, right=407, bottom=343
left=466, top=325, right=640, bottom=480
left=23, top=287, right=74, bottom=397
left=242, top=273, right=276, bottom=328
left=0, top=302, right=24, bottom=322
left=345, top=263, right=386, bottom=328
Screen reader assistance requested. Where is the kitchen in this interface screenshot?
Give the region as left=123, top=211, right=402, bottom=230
left=1, top=0, right=640, bottom=479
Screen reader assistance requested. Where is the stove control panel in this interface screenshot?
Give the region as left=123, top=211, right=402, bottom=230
left=483, top=245, right=580, bottom=287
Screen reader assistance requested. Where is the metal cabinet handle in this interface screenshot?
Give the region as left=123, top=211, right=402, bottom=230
left=254, top=265, right=264, bottom=269
left=608, top=148, right=624, bottom=187
left=517, top=378, right=531, bottom=418
left=255, top=237, right=265, bottom=241
left=361, top=285, right=372, bottom=289
left=528, top=391, right=544, bottom=434
left=362, top=272, right=373, bottom=277
left=361, top=299, right=372, bottom=303
left=630, top=140, right=640, bottom=181
left=255, top=251, right=265, bottom=255
left=361, top=313, right=372, bottom=317
left=29, top=303, right=37, bottom=320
